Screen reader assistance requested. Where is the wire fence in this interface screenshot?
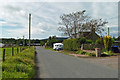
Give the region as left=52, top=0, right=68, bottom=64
left=1, top=46, right=28, bottom=62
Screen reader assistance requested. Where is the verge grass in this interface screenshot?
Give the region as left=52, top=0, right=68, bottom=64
left=2, top=46, right=35, bottom=78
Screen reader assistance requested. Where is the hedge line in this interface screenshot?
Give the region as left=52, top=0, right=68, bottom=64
left=63, top=37, right=86, bottom=51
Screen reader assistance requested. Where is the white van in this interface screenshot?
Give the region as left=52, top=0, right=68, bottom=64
left=53, top=43, right=63, bottom=50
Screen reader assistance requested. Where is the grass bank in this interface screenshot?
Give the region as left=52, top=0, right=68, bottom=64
left=2, top=46, right=35, bottom=78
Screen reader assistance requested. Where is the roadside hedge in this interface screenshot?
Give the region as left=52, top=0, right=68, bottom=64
left=63, top=37, right=86, bottom=51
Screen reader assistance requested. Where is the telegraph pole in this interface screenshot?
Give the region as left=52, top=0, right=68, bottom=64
left=29, top=13, right=31, bottom=48
left=23, top=35, right=24, bottom=46
left=108, top=27, right=109, bottom=37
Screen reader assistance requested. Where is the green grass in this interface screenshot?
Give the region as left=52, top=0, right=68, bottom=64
left=2, top=46, right=35, bottom=78
left=103, top=51, right=114, bottom=56
left=76, top=50, right=95, bottom=56
left=0, top=47, right=28, bottom=58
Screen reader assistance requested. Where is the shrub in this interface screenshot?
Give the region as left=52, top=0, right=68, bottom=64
left=63, top=39, right=73, bottom=51
left=85, top=52, right=95, bottom=56
left=95, top=38, right=104, bottom=45
left=40, top=41, right=45, bottom=46
left=72, top=38, right=78, bottom=51
left=104, top=51, right=114, bottom=56
left=47, top=39, right=62, bottom=48
left=63, top=37, right=86, bottom=51
left=104, top=36, right=113, bottom=51
left=77, top=37, right=86, bottom=48
left=76, top=50, right=95, bottom=56
left=86, top=40, right=94, bottom=44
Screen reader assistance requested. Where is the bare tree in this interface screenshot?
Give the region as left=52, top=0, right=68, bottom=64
left=58, top=10, right=108, bottom=38
left=85, top=18, right=108, bottom=36
left=58, top=14, right=72, bottom=38
left=58, top=10, right=89, bottom=38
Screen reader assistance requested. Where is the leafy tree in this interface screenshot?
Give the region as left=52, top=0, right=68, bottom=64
left=112, top=36, right=116, bottom=42
left=40, top=41, right=45, bottom=46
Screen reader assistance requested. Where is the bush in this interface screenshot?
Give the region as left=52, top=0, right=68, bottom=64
left=77, top=37, right=86, bottom=48
left=75, top=50, right=95, bottom=56
left=40, top=41, right=45, bottom=46
left=104, top=51, right=114, bottom=56
left=47, top=39, right=62, bottom=48
left=85, top=52, right=95, bottom=56
left=63, top=39, right=73, bottom=51
left=95, top=38, right=104, bottom=45
left=86, top=40, right=94, bottom=44
left=104, top=36, right=113, bottom=51
left=72, top=38, right=78, bottom=51
left=63, top=37, right=86, bottom=51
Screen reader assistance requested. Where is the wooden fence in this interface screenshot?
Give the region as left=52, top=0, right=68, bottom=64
left=2, top=47, right=28, bottom=62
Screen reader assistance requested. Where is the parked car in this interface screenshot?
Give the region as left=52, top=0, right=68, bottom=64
left=53, top=43, right=63, bottom=51
left=111, top=45, right=119, bottom=53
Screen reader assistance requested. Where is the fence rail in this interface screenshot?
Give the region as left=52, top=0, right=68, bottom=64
left=2, top=46, right=28, bottom=62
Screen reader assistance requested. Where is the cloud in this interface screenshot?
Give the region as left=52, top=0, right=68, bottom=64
left=0, top=2, right=118, bottom=39
left=0, top=0, right=119, bottom=2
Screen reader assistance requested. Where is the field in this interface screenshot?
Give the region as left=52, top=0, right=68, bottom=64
left=1, top=46, right=35, bottom=78
left=1, top=47, right=27, bottom=55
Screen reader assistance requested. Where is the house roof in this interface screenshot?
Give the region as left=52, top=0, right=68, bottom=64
left=78, top=32, right=91, bottom=37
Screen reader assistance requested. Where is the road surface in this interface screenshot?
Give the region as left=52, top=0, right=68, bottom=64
left=35, top=46, right=118, bottom=78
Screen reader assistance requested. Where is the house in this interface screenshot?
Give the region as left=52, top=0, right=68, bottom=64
left=70, top=27, right=100, bottom=42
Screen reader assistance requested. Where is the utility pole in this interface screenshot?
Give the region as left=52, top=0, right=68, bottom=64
left=29, top=13, right=31, bottom=48
left=108, top=27, right=109, bottom=37
left=23, top=35, right=24, bottom=46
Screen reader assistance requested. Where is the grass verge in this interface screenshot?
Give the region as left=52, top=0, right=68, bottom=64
left=45, top=47, right=75, bottom=56
left=1, top=47, right=27, bottom=57
left=2, top=46, right=35, bottom=78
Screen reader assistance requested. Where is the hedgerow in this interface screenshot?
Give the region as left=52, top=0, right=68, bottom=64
left=63, top=37, right=86, bottom=51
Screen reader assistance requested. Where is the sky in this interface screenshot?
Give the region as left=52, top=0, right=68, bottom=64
left=0, top=0, right=119, bottom=39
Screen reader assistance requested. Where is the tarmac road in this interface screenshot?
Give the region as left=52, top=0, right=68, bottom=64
left=35, top=46, right=118, bottom=78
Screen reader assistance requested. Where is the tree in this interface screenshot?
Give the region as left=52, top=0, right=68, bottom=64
left=85, top=18, right=108, bottom=36
left=58, top=10, right=108, bottom=38
left=40, top=41, right=45, bottom=46
left=58, top=10, right=89, bottom=38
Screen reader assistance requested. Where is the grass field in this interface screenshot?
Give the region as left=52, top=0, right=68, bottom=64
left=0, top=47, right=27, bottom=58
left=2, top=46, right=35, bottom=78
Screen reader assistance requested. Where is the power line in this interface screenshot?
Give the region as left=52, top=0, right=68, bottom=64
left=29, top=0, right=48, bottom=14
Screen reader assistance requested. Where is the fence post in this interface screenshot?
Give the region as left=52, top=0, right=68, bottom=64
left=3, top=49, right=5, bottom=62
left=20, top=47, right=21, bottom=52
left=17, top=48, right=19, bottom=54
left=12, top=47, right=14, bottom=56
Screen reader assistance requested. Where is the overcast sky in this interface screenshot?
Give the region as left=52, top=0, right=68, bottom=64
left=0, top=0, right=119, bottom=39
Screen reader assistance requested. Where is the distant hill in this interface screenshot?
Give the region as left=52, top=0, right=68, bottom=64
left=40, top=37, right=68, bottom=41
